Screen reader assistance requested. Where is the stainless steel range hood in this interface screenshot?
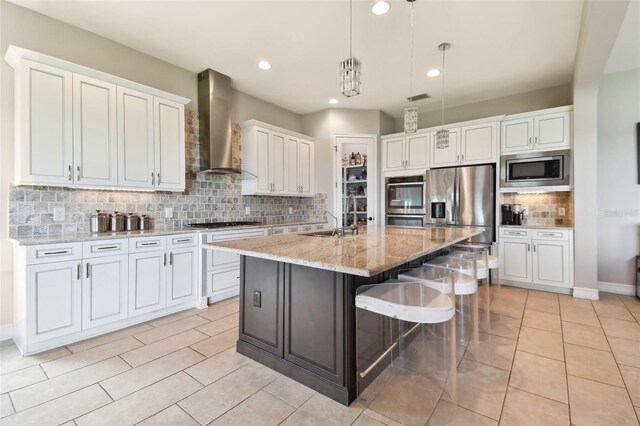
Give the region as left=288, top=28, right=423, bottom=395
left=197, top=69, right=239, bottom=174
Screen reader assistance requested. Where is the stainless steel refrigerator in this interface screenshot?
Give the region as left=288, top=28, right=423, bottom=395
left=425, top=164, right=495, bottom=243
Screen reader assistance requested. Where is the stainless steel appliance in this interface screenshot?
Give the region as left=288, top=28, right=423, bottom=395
left=426, top=164, right=495, bottom=243
left=501, top=149, right=571, bottom=189
left=385, top=174, right=427, bottom=228
left=501, top=204, right=514, bottom=225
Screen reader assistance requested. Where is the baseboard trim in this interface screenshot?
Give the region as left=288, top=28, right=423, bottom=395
left=0, top=324, right=14, bottom=341
left=573, top=286, right=599, bottom=300
left=597, top=281, right=635, bottom=296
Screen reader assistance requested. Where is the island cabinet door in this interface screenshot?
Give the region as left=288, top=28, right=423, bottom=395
left=239, top=257, right=284, bottom=356
left=283, top=264, right=345, bottom=385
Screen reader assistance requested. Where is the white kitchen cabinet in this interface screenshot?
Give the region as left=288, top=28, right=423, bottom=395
left=167, top=246, right=199, bottom=307
left=532, top=240, right=570, bottom=287
left=241, top=121, right=315, bottom=197
left=154, top=97, right=185, bottom=191
left=128, top=251, right=167, bottom=316
left=382, top=134, right=429, bottom=173
left=82, top=255, right=128, bottom=329
left=499, top=227, right=573, bottom=289
left=27, top=260, right=82, bottom=342
left=501, top=107, right=572, bottom=154
left=15, top=60, right=73, bottom=186
left=73, top=74, right=118, bottom=186
left=461, top=122, right=497, bottom=165
left=117, top=87, right=155, bottom=189
left=430, top=128, right=461, bottom=168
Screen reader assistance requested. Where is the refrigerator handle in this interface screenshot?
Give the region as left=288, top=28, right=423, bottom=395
left=454, top=169, right=460, bottom=224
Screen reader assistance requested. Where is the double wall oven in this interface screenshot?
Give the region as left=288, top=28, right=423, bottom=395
left=385, top=174, right=427, bottom=227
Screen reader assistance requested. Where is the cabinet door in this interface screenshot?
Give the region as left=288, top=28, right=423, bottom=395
left=501, top=117, right=533, bottom=153
left=27, top=260, right=81, bottom=342
left=128, top=251, right=167, bottom=316
left=461, top=122, right=496, bottom=165
left=167, top=246, right=198, bottom=306
left=255, top=128, right=271, bottom=192
left=73, top=74, right=118, bottom=186
left=430, top=128, right=460, bottom=168
left=383, top=137, right=405, bottom=171
left=534, top=112, right=571, bottom=150
left=499, top=238, right=532, bottom=282
left=82, top=255, right=128, bottom=329
left=17, top=60, right=73, bottom=186
left=286, top=136, right=299, bottom=194
left=271, top=132, right=286, bottom=193
left=117, top=87, right=155, bottom=188
left=209, top=268, right=240, bottom=295
left=298, top=139, right=314, bottom=195
left=532, top=240, right=570, bottom=287
left=284, top=264, right=344, bottom=384
left=154, top=97, right=185, bottom=191
left=406, top=134, right=429, bottom=170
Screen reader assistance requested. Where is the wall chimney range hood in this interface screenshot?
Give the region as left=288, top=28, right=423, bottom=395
left=197, top=69, right=239, bottom=174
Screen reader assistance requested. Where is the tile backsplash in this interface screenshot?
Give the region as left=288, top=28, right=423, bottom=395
left=8, top=110, right=327, bottom=238
left=500, top=191, right=574, bottom=227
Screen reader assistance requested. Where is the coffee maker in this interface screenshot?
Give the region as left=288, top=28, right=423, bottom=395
left=501, top=204, right=514, bottom=225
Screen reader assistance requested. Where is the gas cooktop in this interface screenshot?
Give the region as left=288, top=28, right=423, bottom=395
left=185, top=221, right=262, bottom=229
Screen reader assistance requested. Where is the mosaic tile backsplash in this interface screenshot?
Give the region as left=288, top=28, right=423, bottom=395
left=500, top=191, right=574, bottom=227
left=8, top=111, right=327, bottom=238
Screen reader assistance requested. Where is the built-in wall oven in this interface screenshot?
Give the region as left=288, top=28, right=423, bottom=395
left=501, top=149, right=571, bottom=190
left=385, top=174, right=427, bottom=227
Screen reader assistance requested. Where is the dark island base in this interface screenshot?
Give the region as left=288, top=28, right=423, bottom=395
left=236, top=251, right=445, bottom=406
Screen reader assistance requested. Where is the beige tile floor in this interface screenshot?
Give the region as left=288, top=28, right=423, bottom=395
left=1, top=288, right=640, bottom=425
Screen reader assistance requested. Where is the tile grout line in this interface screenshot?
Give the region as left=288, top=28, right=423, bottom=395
left=559, top=292, right=573, bottom=426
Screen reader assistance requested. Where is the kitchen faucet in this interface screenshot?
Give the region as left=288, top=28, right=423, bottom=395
left=323, top=210, right=343, bottom=237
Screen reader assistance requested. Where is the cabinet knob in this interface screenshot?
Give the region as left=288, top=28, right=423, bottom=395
left=368, top=217, right=373, bottom=221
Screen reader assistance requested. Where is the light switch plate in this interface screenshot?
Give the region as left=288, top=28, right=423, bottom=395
left=53, top=207, right=65, bottom=222
left=558, top=207, right=565, bottom=217
left=165, top=208, right=173, bottom=218
left=245, top=206, right=251, bottom=215
left=289, top=207, right=293, bottom=215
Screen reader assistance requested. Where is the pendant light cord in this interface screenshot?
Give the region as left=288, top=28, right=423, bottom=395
left=440, top=45, right=446, bottom=131
left=409, top=1, right=414, bottom=108
left=349, top=0, right=353, bottom=58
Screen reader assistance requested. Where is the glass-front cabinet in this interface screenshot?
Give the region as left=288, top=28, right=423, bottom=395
left=334, top=135, right=378, bottom=227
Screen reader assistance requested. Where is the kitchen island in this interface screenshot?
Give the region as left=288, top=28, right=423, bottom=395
left=206, top=225, right=481, bottom=405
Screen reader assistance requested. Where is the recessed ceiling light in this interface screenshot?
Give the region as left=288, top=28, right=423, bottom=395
left=371, top=1, right=390, bottom=15
left=258, top=61, right=271, bottom=70
left=329, top=98, right=339, bottom=104
left=427, top=69, right=441, bottom=77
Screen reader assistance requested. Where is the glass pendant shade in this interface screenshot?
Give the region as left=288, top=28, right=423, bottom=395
left=435, top=129, right=450, bottom=149
left=404, top=107, right=418, bottom=133
left=340, top=57, right=362, bottom=97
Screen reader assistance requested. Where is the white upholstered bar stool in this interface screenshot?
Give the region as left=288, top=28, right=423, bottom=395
left=355, top=276, right=458, bottom=409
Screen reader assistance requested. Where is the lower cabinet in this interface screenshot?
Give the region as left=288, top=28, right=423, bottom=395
left=499, top=238, right=532, bottom=283
left=26, top=260, right=82, bottom=343
left=167, top=246, right=199, bottom=307
left=532, top=240, right=570, bottom=287
left=82, top=255, right=128, bottom=329
left=129, top=251, right=167, bottom=316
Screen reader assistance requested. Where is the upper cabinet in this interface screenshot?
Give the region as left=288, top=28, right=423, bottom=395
left=6, top=45, right=190, bottom=192
left=241, top=121, right=315, bottom=197
left=382, top=134, right=429, bottom=174
left=501, top=107, right=572, bottom=154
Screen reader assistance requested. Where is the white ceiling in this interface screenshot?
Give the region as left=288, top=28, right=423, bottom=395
left=12, top=0, right=584, bottom=117
left=605, top=0, right=640, bottom=75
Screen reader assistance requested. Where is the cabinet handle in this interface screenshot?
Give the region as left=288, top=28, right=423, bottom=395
left=151, top=173, right=155, bottom=185
left=529, top=137, right=532, bottom=145
left=77, top=166, right=81, bottom=181
left=175, top=238, right=191, bottom=243
left=139, top=241, right=159, bottom=247
left=86, top=263, right=90, bottom=278
left=534, top=137, right=538, bottom=145
left=533, top=243, right=536, bottom=252
left=540, top=232, right=560, bottom=237
left=42, top=250, right=71, bottom=256
left=157, top=173, right=161, bottom=185
left=68, top=165, right=72, bottom=181
left=461, top=154, right=464, bottom=163
left=77, top=264, right=81, bottom=280
left=96, top=245, right=119, bottom=251
left=527, top=243, right=531, bottom=252
left=170, top=252, right=173, bottom=265
left=164, top=253, right=167, bottom=266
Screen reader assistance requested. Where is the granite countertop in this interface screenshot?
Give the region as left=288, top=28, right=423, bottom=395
left=500, top=224, right=574, bottom=230
left=206, top=225, right=483, bottom=277
left=10, top=221, right=328, bottom=246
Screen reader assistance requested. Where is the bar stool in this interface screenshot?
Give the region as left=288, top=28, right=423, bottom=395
left=355, top=275, right=458, bottom=415
left=452, top=243, right=499, bottom=285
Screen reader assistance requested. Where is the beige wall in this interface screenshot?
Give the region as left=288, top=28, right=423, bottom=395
left=597, top=68, right=640, bottom=288
left=392, top=84, right=573, bottom=133
left=231, top=89, right=303, bottom=133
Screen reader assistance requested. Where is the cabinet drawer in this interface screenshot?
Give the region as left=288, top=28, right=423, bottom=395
left=26, top=242, right=82, bottom=265
left=271, top=227, right=286, bottom=235
left=314, top=224, right=326, bottom=231
left=83, top=239, right=128, bottom=258
left=129, top=236, right=166, bottom=252
left=533, top=230, right=570, bottom=241
left=210, top=229, right=268, bottom=242
left=301, top=225, right=313, bottom=232
left=209, top=268, right=240, bottom=294
left=287, top=226, right=300, bottom=233
left=210, top=250, right=241, bottom=270
left=499, top=228, right=530, bottom=239
left=167, top=233, right=197, bottom=248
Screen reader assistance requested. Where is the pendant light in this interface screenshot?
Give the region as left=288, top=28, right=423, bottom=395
left=404, top=0, right=418, bottom=133
left=340, top=0, right=362, bottom=97
left=435, top=42, right=451, bottom=148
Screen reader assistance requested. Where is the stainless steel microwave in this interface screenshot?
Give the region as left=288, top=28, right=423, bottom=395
left=500, top=150, right=571, bottom=189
